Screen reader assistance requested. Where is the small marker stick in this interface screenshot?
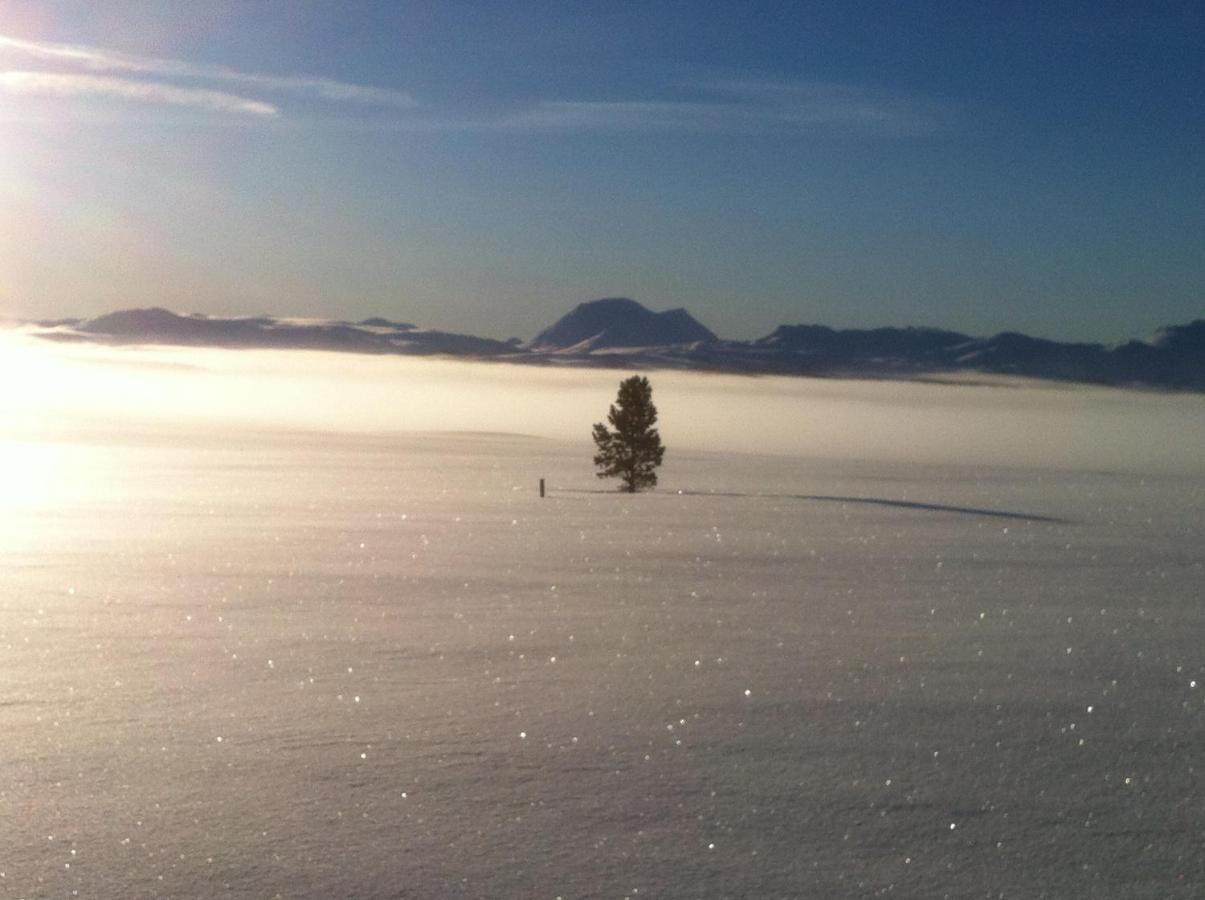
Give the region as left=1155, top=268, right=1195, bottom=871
left=539, top=478, right=545, bottom=498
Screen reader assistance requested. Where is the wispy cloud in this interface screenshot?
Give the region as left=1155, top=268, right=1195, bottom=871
left=0, top=70, right=278, bottom=116
left=498, top=79, right=946, bottom=136
left=501, top=100, right=744, bottom=132
left=707, top=79, right=945, bottom=134
left=0, top=33, right=414, bottom=111
left=0, top=33, right=942, bottom=136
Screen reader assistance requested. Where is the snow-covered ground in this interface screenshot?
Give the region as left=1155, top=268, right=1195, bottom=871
left=1, top=333, right=1202, bottom=898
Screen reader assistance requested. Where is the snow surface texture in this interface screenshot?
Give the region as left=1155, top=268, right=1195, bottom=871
left=1, top=334, right=1203, bottom=898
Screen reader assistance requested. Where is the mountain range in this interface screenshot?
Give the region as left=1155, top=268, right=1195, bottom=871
left=25, top=298, right=1205, bottom=391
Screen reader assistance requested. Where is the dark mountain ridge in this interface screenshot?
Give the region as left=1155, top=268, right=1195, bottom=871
left=25, top=303, right=1205, bottom=391
left=528, top=298, right=717, bottom=351
left=54, top=307, right=519, bottom=356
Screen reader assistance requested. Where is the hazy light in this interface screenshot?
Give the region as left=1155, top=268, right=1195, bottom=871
left=2, top=330, right=1204, bottom=477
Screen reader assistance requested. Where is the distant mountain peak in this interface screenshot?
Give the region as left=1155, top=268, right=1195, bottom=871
left=572, top=297, right=644, bottom=313
left=1152, top=319, right=1205, bottom=353
left=529, top=297, right=718, bottom=351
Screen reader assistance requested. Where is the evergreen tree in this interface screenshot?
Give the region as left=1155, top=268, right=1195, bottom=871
left=592, top=375, right=665, bottom=492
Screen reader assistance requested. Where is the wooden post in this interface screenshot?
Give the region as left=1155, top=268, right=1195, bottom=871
left=539, top=478, right=545, bottom=498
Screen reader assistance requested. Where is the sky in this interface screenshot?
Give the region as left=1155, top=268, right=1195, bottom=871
left=0, top=1, right=1202, bottom=343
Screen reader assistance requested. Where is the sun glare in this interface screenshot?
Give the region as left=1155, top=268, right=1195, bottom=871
left=0, top=330, right=80, bottom=428
left=0, top=333, right=101, bottom=542
left=0, top=435, right=68, bottom=510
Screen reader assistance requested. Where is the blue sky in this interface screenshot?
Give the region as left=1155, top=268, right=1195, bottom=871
left=1, top=1, right=1202, bottom=341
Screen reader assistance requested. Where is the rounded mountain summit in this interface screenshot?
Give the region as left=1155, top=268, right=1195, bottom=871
left=527, top=298, right=718, bottom=352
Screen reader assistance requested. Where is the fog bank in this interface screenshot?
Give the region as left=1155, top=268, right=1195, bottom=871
left=5, top=331, right=1203, bottom=475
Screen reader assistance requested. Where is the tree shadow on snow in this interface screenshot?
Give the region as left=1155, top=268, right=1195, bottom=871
left=559, top=488, right=1070, bottom=523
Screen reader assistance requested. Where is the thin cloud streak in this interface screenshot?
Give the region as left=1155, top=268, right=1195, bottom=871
left=0, top=71, right=279, bottom=116
left=0, top=33, right=414, bottom=108
left=0, top=34, right=940, bottom=135
left=706, top=79, right=947, bottom=134
left=497, top=79, right=945, bottom=136
left=501, top=100, right=748, bottom=133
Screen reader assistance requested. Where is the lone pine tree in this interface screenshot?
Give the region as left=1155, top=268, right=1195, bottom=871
left=592, top=375, right=666, bottom=492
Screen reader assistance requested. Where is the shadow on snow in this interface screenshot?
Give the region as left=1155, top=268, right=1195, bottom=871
left=558, top=488, right=1070, bottom=523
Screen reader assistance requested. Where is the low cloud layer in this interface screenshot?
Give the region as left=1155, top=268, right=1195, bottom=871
left=4, top=332, right=1203, bottom=477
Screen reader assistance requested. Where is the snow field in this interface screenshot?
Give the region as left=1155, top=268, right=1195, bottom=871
left=2, top=422, right=1202, bottom=898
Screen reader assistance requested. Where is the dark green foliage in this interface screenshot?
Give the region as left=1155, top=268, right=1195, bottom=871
left=592, top=375, right=666, bottom=492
